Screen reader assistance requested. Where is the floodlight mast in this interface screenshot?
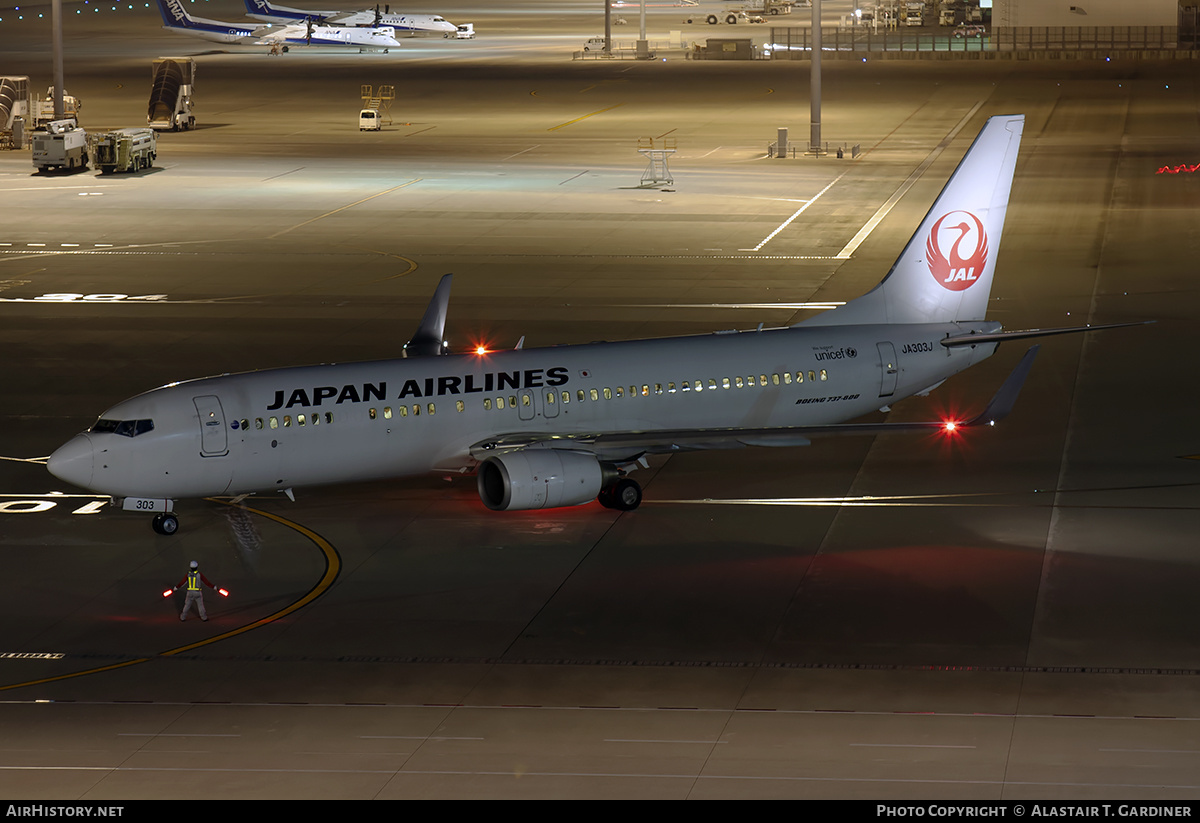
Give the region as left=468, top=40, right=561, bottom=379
left=52, top=0, right=64, bottom=119
left=604, top=0, right=611, bottom=54
left=811, top=0, right=821, bottom=152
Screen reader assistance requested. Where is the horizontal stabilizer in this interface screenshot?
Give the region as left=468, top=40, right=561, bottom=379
left=942, top=320, right=1152, bottom=347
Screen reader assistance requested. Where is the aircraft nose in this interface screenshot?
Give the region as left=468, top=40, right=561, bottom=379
left=47, top=434, right=94, bottom=489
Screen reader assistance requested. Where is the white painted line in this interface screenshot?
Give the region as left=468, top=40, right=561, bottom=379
left=604, top=743, right=724, bottom=748
left=503, top=145, right=540, bottom=161
left=835, top=100, right=986, bottom=260
left=744, top=172, right=849, bottom=252
left=850, top=743, right=976, bottom=749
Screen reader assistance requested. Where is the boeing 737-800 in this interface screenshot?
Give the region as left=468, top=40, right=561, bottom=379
left=244, top=0, right=457, bottom=36
left=45, top=115, right=1135, bottom=535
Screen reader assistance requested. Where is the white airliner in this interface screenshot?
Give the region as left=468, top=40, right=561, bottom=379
left=45, top=115, right=1139, bottom=535
left=243, top=0, right=458, bottom=36
left=255, top=19, right=402, bottom=50
left=155, top=0, right=268, bottom=44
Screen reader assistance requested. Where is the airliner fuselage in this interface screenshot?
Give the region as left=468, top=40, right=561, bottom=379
left=49, top=320, right=998, bottom=501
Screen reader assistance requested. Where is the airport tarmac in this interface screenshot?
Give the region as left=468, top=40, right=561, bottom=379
left=1, top=1, right=1200, bottom=801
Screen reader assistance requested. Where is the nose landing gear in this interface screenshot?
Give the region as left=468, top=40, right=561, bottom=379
left=152, top=513, right=180, bottom=535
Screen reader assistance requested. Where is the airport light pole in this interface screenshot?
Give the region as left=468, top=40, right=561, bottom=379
left=52, top=0, right=64, bottom=119
left=811, top=0, right=821, bottom=153
left=604, top=0, right=611, bottom=54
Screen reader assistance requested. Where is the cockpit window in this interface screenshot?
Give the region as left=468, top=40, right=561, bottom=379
left=91, top=418, right=154, bottom=437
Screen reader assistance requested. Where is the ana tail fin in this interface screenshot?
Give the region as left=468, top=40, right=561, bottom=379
left=800, top=114, right=1024, bottom=327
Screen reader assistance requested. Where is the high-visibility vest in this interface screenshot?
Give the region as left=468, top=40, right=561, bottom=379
left=187, top=571, right=201, bottom=591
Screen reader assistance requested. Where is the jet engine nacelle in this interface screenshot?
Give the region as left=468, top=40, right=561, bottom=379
left=477, top=450, right=606, bottom=511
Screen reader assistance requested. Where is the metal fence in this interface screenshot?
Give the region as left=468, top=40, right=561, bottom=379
left=993, top=26, right=1180, bottom=51
left=766, top=25, right=1189, bottom=57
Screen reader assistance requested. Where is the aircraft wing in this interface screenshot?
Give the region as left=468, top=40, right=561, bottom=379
left=321, top=11, right=367, bottom=23
left=470, top=346, right=1039, bottom=462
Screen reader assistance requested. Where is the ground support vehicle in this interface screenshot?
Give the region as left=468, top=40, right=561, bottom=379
left=94, top=128, right=157, bottom=173
left=32, top=120, right=87, bottom=172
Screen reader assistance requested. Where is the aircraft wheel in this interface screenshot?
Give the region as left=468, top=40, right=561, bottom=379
left=152, top=513, right=179, bottom=536
left=726, top=14, right=738, bottom=24
left=608, top=478, right=642, bottom=512
left=706, top=14, right=718, bottom=24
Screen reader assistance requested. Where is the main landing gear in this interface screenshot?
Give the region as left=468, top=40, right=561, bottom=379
left=597, top=477, right=642, bottom=511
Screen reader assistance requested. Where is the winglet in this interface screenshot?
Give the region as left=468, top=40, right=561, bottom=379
left=966, top=345, right=1038, bottom=426
left=404, top=274, right=452, bottom=357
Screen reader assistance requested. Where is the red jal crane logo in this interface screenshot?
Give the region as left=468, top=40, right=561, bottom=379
left=926, top=211, right=988, bottom=292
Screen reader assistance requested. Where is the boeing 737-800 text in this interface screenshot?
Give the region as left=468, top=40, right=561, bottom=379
left=46, top=115, right=1132, bottom=535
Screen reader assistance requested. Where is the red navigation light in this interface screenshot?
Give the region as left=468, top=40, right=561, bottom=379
left=474, top=345, right=489, bottom=355
left=942, top=420, right=959, bottom=434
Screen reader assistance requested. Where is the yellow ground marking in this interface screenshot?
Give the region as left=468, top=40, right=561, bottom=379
left=548, top=103, right=624, bottom=132
left=0, top=502, right=341, bottom=691
left=267, top=178, right=422, bottom=239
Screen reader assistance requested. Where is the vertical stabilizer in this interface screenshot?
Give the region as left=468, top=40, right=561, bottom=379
left=800, top=114, right=1024, bottom=327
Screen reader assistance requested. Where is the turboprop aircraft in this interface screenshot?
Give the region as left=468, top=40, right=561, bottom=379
left=156, top=0, right=268, bottom=44
left=45, top=114, right=1141, bottom=535
left=243, top=0, right=457, bottom=36
left=255, top=19, right=402, bottom=50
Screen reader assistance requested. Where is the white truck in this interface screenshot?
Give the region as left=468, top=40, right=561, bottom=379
left=696, top=10, right=765, bottom=24
left=32, top=119, right=88, bottom=172
left=148, top=57, right=196, bottom=132
left=904, top=1, right=925, bottom=26
left=94, top=128, right=157, bottom=173
left=739, top=0, right=793, bottom=14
